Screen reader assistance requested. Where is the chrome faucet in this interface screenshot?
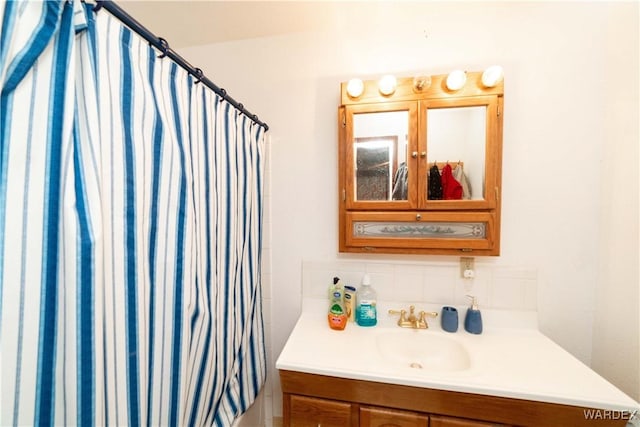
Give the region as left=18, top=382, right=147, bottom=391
left=388, top=305, right=438, bottom=329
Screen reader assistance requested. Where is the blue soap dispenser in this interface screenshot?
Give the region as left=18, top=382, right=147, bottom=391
left=464, top=295, right=483, bottom=334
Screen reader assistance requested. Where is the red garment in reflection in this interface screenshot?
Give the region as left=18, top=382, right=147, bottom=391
left=441, top=164, right=463, bottom=200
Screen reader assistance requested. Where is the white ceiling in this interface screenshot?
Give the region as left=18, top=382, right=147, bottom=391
left=116, top=1, right=339, bottom=48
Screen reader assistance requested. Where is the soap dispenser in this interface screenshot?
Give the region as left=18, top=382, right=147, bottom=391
left=464, top=295, right=483, bottom=334
left=356, top=274, right=377, bottom=327
left=327, top=277, right=347, bottom=330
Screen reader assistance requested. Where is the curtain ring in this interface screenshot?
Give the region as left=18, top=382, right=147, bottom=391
left=157, top=37, right=169, bottom=58
left=194, top=68, right=204, bottom=84
left=93, top=0, right=104, bottom=12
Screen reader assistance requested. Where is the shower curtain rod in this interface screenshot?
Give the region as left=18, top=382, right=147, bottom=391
left=93, top=0, right=269, bottom=131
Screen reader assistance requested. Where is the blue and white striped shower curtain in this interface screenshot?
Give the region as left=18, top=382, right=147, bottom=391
left=0, top=2, right=266, bottom=426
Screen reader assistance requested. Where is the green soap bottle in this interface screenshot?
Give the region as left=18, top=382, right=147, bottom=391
left=328, top=277, right=347, bottom=330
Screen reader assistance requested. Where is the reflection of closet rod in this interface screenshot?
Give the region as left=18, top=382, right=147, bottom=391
left=94, top=0, right=269, bottom=130
left=431, top=161, right=464, bottom=171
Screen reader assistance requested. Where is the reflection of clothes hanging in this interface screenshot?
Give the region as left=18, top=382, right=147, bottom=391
left=453, top=163, right=472, bottom=199
left=441, top=164, right=463, bottom=200
left=428, top=164, right=443, bottom=200
left=392, top=162, right=408, bottom=200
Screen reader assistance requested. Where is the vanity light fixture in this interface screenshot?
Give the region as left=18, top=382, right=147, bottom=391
left=346, top=78, right=364, bottom=98
left=413, top=74, right=432, bottom=91
left=446, top=70, right=467, bottom=91
left=378, top=74, right=397, bottom=96
left=481, top=65, right=504, bottom=88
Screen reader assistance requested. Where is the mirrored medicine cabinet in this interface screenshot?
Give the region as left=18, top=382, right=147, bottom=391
left=338, top=71, right=504, bottom=255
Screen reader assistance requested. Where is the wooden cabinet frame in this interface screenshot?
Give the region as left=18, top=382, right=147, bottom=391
left=338, top=72, right=504, bottom=256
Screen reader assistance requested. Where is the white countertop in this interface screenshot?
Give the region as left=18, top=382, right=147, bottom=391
left=276, top=299, right=639, bottom=413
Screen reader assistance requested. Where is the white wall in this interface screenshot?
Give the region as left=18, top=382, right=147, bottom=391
left=181, top=1, right=640, bottom=420
left=591, top=1, right=640, bottom=406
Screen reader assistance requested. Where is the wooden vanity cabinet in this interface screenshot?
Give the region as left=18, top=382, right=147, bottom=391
left=280, top=370, right=627, bottom=427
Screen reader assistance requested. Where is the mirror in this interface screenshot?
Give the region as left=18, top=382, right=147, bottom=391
left=353, top=110, right=408, bottom=201
left=426, top=106, right=486, bottom=200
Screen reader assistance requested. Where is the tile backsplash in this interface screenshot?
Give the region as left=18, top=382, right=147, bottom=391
left=302, top=259, right=538, bottom=312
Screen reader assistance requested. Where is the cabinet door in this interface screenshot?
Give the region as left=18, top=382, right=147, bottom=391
left=430, top=414, right=510, bottom=427
left=360, top=406, right=428, bottom=427
left=343, top=101, right=418, bottom=211
left=289, top=395, right=352, bottom=427
left=418, top=96, right=500, bottom=211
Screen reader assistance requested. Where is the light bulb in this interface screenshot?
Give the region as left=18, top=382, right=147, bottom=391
left=378, top=75, right=397, bottom=96
left=446, top=70, right=467, bottom=91
left=482, top=65, right=503, bottom=88
left=346, top=78, right=364, bottom=98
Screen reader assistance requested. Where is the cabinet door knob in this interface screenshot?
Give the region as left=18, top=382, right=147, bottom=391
left=420, top=151, right=426, bottom=157
left=416, top=214, right=422, bottom=220
left=411, top=151, right=418, bottom=158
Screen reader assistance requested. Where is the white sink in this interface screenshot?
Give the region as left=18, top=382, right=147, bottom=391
left=375, top=329, right=471, bottom=372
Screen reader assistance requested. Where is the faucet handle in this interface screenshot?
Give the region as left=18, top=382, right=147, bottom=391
left=388, top=309, right=407, bottom=325
left=419, top=310, right=438, bottom=320
left=418, top=310, right=438, bottom=328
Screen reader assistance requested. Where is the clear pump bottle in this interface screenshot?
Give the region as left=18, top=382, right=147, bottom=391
left=356, top=274, right=377, bottom=327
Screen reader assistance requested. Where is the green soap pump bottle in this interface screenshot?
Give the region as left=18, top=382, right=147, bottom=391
left=356, top=274, right=377, bottom=327
left=328, top=277, right=347, bottom=330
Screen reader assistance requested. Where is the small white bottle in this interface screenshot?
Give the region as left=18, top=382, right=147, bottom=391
left=356, top=274, right=377, bottom=327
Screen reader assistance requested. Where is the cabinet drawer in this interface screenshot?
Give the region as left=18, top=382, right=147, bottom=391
left=290, top=395, right=352, bottom=427
left=430, top=414, right=510, bottom=427
left=360, top=406, right=428, bottom=427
